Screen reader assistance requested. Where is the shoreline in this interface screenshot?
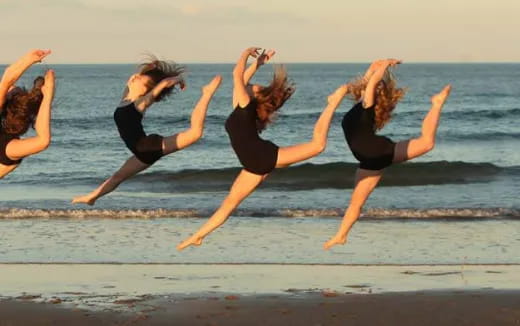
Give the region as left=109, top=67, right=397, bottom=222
left=1, top=264, right=519, bottom=311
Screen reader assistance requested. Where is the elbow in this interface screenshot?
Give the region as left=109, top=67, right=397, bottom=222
left=194, top=129, right=203, bottom=141
left=189, top=128, right=203, bottom=143
left=40, top=140, right=51, bottom=152
left=38, top=136, right=51, bottom=151
left=316, top=142, right=326, bottom=155
left=424, top=138, right=435, bottom=153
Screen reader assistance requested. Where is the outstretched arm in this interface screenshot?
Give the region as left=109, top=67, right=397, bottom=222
left=0, top=49, right=51, bottom=110
left=5, top=70, right=55, bottom=160
left=362, top=60, right=385, bottom=81
left=363, top=58, right=401, bottom=108
left=243, top=49, right=275, bottom=85
left=232, top=47, right=261, bottom=108
left=134, top=76, right=185, bottom=112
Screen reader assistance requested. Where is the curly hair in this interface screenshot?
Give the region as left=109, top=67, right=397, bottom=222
left=254, top=65, right=295, bottom=132
left=137, top=55, right=186, bottom=102
left=348, top=69, right=406, bottom=130
left=1, top=77, right=44, bottom=136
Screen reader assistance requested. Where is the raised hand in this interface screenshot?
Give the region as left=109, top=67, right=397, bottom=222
left=327, top=84, right=350, bottom=106
left=160, top=76, right=185, bottom=90
left=257, top=49, right=276, bottom=66
left=244, top=47, right=262, bottom=58
left=25, top=49, right=51, bottom=64
left=41, top=70, right=55, bottom=99
left=374, top=58, right=401, bottom=67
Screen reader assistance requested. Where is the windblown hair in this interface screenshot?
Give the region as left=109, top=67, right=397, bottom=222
left=137, top=55, right=186, bottom=102
left=1, top=76, right=45, bottom=136
left=348, top=69, right=406, bottom=130
left=254, top=65, right=295, bottom=132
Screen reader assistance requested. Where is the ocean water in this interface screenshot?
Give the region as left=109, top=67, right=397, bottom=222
left=0, top=63, right=519, bottom=264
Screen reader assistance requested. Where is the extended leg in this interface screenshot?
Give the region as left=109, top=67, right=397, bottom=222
left=393, top=85, right=451, bottom=163
left=275, top=84, right=349, bottom=168
left=177, top=169, right=265, bottom=250
left=162, top=75, right=222, bottom=155
left=324, top=168, right=383, bottom=250
left=71, top=156, right=150, bottom=205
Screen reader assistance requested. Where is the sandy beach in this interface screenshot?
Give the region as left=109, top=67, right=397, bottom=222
left=2, top=290, right=520, bottom=326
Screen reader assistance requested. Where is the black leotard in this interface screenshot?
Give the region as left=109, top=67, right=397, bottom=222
left=342, top=102, right=395, bottom=170
left=225, top=100, right=279, bottom=175
left=0, top=132, right=21, bottom=166
left=113, top=103, right=164, bottom=165
left=0, top=116, right=22, bottom=166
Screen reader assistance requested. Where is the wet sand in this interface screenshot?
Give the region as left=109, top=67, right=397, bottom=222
left=1, top=290, right=520, bottom=326
left=2, top=264, right=520, bottom=300
left=1, top=264, right=519, bottom=325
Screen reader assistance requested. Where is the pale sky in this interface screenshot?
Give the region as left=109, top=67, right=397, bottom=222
left=0, top=0, right=519, bottom=63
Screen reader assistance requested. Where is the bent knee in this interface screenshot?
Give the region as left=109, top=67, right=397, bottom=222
left=348, top=202, right=364, bottom=212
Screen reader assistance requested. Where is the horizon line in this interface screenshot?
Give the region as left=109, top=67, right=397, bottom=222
left=1, top=61, right=520, bottom=65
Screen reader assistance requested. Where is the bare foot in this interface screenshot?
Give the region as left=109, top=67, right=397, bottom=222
left=71, top=195, right=96, bottom=206
left=431, top=84, right=452, bottom=107
left=327, top=84, right=349, bottom=106
left=202, top=75, right=222, bottom=95
left=177, top=235, right=203, bottom=251
left=323, top=235, right=347, bottom=250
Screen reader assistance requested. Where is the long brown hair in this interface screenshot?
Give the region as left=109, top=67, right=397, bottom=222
left=349, top=69, right=406, bottom=130
left=138, top=55, right=185, bottom=102
left=254, top=65, right=295, bottom=132
left=1, top=77, right=44, bottom=136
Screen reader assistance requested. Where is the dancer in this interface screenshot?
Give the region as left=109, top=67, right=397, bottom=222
left=324, top=59, right=452, bottom=249
left=72, top=58, right=222, bottom=205
left=0, top=49, right=55, bottom=179
left=177, top=47, right=350, bottom=250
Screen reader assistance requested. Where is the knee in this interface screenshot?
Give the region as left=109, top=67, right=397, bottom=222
left=112, top=171, right=126, bottom=184
left=348, top=202, right=363, bottom=214
left=223, top=194, right=241, bottom=208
